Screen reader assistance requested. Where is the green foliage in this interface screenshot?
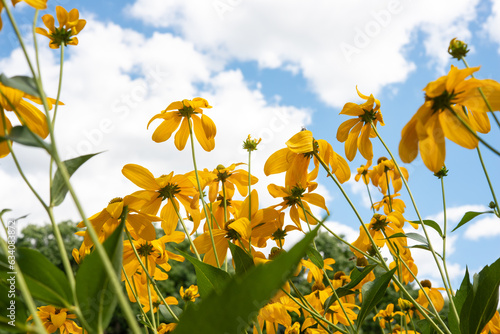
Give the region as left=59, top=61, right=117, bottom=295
left=228, top=243, right=254, bottom=275
left=172, top=226, right=319, bottom=334
left=51, top=152, right=102, bottom=206
left=75, top=219, right=124, bottom=334
left=0, top=74, right=40, bottom=97
left=0, top=125, right=52, bottom=153
left=451, top=211, right=495, bottom=233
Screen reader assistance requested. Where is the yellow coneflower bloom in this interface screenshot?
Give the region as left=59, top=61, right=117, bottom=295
left=0, top=114, right=12, bottom=158
left=264, top=130, right=350, bottom=186
left=373, top=303, right=406, bottom=329
left=122, top=164, right=199, bottom=235
left=255, top=296, right=300, bottom=334
left=300, top=257, right=335, bottom=284
left=399, top=65, right=500, bottom=173
left=180, top=285, right=200, bottom=303
left=336, top=87, right=384, bottom=161
left=125, top=277, right=178, bottom=312
left=207, top=163, right=258, bottom=203
left=370, top=157, right=409, bottom=195
left=148, top=98, right=216, bottom=151
left=415, top=280, right=445, bottom=319
left=354, top=160, right=372, bottom=184
left=158, top=323, right=177, bottom=334
left=373, top=193, right=406, bottom=215
left=27, top=305, right=82, bottom=334
left=36, top=6, right=86, bottom=48
left=481, top=310, right=500, bottom=334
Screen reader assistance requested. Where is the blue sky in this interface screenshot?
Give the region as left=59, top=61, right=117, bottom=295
left=1, top=0, right=500, bottom=290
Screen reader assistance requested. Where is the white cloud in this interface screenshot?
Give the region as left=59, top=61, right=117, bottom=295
left=464, top=215, right=500, bottom=240
left=126, top=0, right=479, bottom=107
left=0, top=18, right=311, bottom=230
left=484, top=0, right=500, bottom=51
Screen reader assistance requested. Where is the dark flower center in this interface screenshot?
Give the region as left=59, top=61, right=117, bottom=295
left=137, top=242, right=154, bottom=257
left=284, top=186, right=306, bottom=207
left=158, top=183, right=180, bottom=200
left=427, top=90, right=458, bottom=113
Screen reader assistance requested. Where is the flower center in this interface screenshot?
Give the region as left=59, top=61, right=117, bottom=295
left=50, top=27, right=75, bottom=47
left=177, top=105, right=197, bottom=117
left=284, top=186, right=306, bottom=207
left=360, top=108, right=378, bottom=124
left=158, top=183, right=180, bottom=200
left=371, top=214, right=388, bottom=231
left=137, top=242, right=154, bottom=257
left=427, top=90, right=458, bottom=113
left=421, top=279, right=432, bottom=289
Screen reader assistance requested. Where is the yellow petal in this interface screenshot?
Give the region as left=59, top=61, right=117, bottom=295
left=439, top=108, right=478, bottom=149
left=161, top=199, right=179, bottom=235
left=357, top=123, right=373, bottom=161
left=264, top=147, right=295, bottom=176
left=56, top=6, right=68, bottom=27
left=418, top=114, right=446, bottom=173
left=50, top=311, right=67, bottom=329
left=336, top=118, right=360, bottom=143
left=340, top=102, right=364, bottom=116
left=399, top=117, right=419, bottom=163
left=41, top=13, right=55, bottom=32
left=201, top=114, right=216, bottom=139
left=302, top=193, right=329, bottom=214
left=192, top=114, right=215, bottom=151
left=286, top=130, right=313, bottom=153
left=122, top=164, right=159, bottom=190
left=174, top=118, right=190, bottom=150
left=267, top=184, right=289, bottom=198
left=345, top=122, right=363, bottom=161
left=16, top=101, right=49, bottom=138
left=151, top=114, right=181, bottom=143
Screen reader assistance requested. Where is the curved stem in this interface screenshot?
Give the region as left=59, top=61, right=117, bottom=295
left=370, top=122, right=458, bottom=328
left=187, top=117, right=220, bottom=267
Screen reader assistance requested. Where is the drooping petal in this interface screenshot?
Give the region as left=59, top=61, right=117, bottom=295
left=16, top=101, right=49, bottom=138
left=267, top=184, right=289, bottom=198
left=418, top=114, right=446, bottom=173
left=286, top=130, right=313, bottom=154
left=192, top=114, right=215, bottom=151
left=122, top=164, right=160, bottom=190
left=201, top=114, right=216, bottom=139
left=264, top=147, right=295, bottom=176
left=126, top=213, right=157, bottom=241
left=345, top=121, right=363, bottom=161
left=160, top=199, right=180, bottom=235
left=302, top=193, right=329, bottom=214
left=439, top=108, right=478, bottom=149
left=357, top=123, right=373, bottom=161
left=340, top=102, right=364, bottom=116
left=151, top=114, right=182, bottom=143
left=399, top=117, right=419, bottom=164
left=336, top=118, right=360, bottom=143
left=174, top=118, right=190, bottom=150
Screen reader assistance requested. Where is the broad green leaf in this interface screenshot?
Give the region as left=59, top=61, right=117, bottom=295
left=76, top=219, right=124, bottom=334
left=177, top=250, right=230, bottom=298
left=452, top=211, right=495, bottom=233
left=228, top=243, right=254, bottom=276
left=0, top=74, right=40, bottom=97
left=159, top=305, right=183, bottom=323
left=0, top=282, right=29, bottom=332
left=411, top=219, right=443, bottom=237
left=51, top=152, right=102, bottom=206
left=448, top=268, right=472, bottom=334
left=356, top=267, right=396, bottom=329
left=0, top=248, right=72, bottom=307
left=306, top=247, right=324, bottom=269
left=172, top=226, right=319, bottom=334
left=460, top=257, right=500, bottom=334
left=416, top=318, right=434, bottom=334
left=0, top=126, right=52, bottom=153
left=324, top=264, right=377, bottom=309
left=388, top=232, right=428, bottom=245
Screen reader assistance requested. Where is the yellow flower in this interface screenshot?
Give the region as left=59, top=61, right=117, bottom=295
left=76, top=196, right=158, bottom=248
left=148, top=98, right=216, bottom=151
left=1, top=1, right=47, bottom=31
left=373, top=193, right=406, bottom=215
left=373, top=303, right=405, bottom=329
left=370, top=157, right=409, bottom=195
left=255, top=295, right=300, bottom=334
left=207, top=163, right=258, bottom=203
left=122, top=164, right=199, bottom=235
left=300, top=257, right=335, bottom=284
left=336, top=87, right=384, bottom=161
left=481, top=310, right=500, bottom=334
left=399, top=65, right=500, bottom=173
left=180, top=285, right=200, bottom=302
left=264, top=130, right=351, bottom=186
left=251, top=210, right=297, bottom=248
left=125, top=278, right=178, bottom=312
left=35, top=6, right=86, bottom=49
left=354, top=160, right=372, bottom=184
left=158, top=323, right=177, bottom=334
left=390, top=257, right=418, bottom=286
left=267, top=182, right=329, bottom=231
left=0, top=82, right=61, bottom=157
left=122, top=232, right=185, bottom=284
left=27, top=305, right=82, bottom=334
left=415, top=280, right=445, bottom=319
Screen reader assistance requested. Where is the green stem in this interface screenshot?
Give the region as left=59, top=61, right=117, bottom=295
left=446, top=106, right=500, bottom=157
left=461, top=57, right=500, bottom=130
left=247, top=150, right=252, bottom=248
left=384, top=171, right=393, bottom=212
left=144, top=259, right=157, bottom=333
left=371, top=122, right=458, bottom=321
left=476, top=146, right=500, bottom=217
left=168, top=195, right=201, bottom=261
left=187, top=117, right=220, bottom=267
left=0, top=217, right=46, bottom=334
left=363, top=175, right=376, bottom=214
left=440, top=177, right=455, bottom=298
left=122, top=268, right=154, bottom=329
left=123, top=228, right=180, bottom=322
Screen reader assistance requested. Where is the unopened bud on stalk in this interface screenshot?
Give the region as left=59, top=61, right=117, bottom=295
left=448, top=38, right=469, bottom=60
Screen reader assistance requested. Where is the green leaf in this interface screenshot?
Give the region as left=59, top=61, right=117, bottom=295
left=451, top=211, right=495, bottom=232
left=411, top=219, right=443, bottom=237
left=306, top=247, right=324, bottom=269
left=76, top=219, right=124, bottom=334
left=387, top=232, right=428, bottom=245
left=324, top=264, right=377, bottom=310
left=356, top=267, right=396, bottom=329
left=159, top=305, right=183, bottom=323
left=0, top=74, right=40, bottom=97
left=0, top=248, right=72, bottom=307
left=416, top=318, right=434, bottom=334
left=172, top=226, right=319, bottom=334
left=0, top=282, right=29, bottom=332
left=0, top=126, right=52, bottom=153
left=460, top=257, right=500, bottom=334
left=51, top=152, right=102, bottom=206
left=448, top=268, right=472, bottom=334
left=228, top=243, right=254, bottom=276
left=177, top=250, right=230, bottom=298
left=404, top=244, right=442, bottom=259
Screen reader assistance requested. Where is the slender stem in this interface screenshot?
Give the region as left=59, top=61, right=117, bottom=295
left=124, top=228, right=180, bottom=322
left=476, top=146, right=500, bottom=217
left=461, top=57, right=500, bottom=130
left=247, top=150, right=252, bottom=247
left=370, top=122, right=457, bottom=316
left=144, top=259, right=157, bottom=333
left=122, top=268, right=154, bottom=329
left=168, top=195, right=201, bottom=260
left=51, top=46, right=65, bottom=127
left=440, top=177, right=455, bottom=298
left=446, top=106, right=500, bottom=157
left=384, top=171, right=393, bottom=212
left=363, top=175, right=376, bottom=214
left=0, top=217, right=47, bottom=334
left=187, top=117, right=220, bottom=267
